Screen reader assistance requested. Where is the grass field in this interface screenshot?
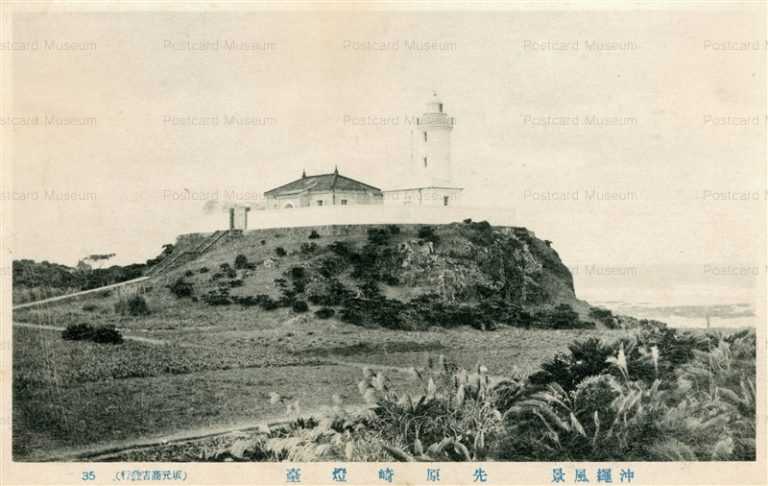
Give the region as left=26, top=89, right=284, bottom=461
left=12, top=296, right=630, bottom=460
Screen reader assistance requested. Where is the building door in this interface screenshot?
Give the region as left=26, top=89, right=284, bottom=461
left=443, top=196, right=449, bottom=206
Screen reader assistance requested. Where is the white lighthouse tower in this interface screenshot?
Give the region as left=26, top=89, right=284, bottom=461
left=416, top=93, right=454, bottom=187
left=384, top=93, right=463, bottom=206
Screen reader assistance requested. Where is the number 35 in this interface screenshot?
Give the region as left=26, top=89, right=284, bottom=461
left=82, top=471, right=95, bottom=481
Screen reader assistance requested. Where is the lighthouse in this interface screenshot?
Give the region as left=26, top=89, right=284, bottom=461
left=415, top=92, right=454, bottom=187
left=384, top=93, right=464, bottom=206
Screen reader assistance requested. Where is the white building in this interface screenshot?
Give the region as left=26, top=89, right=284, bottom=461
left=383, top=93, right=463, bottom=206
left=229, top=93, right=465, bottom=230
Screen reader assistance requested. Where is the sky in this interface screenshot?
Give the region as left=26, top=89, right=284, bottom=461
left=5, top=7, right=766, bottom=314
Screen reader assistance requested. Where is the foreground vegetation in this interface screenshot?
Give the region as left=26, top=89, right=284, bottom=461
left=111, top=325, right=756, bottom=462
left=12, top=321, right=622, bottom=460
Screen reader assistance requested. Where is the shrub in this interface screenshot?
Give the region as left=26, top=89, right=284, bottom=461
left=234, top=254, right=249, bottom=269
left=260, top=239, right=266, bottom=245
left=290, top=266, right=307, bottom=280
left=199, top=267, right=209, bottom=273
left=115, top=295, right=151, bottom=316
left=228, top=279, right=244, bottom=288
left=532, top=304, right=589, bottom=329
left=292, top=300, right=309, bottom=313
left=387, top=225, right=401, bottom=235
left=82, top=303, right=98, bottom=312
left=462, top=220, right=495, bottom=246
left=259, top=295, right=280, bottom=311
left=275, top=246, right=287, bottom=257
left=300, top=242, right=318, bottom=254
left=91, top=326, right=124, bottom=345
left=367, top=227, right=391, bottom=245
left=317, top=256, right=346, bottom=278
left=589, top=307, right=618, bottom=328
left=218, top=262, right=237, bottom=278
left=62, top=323, right=95, bottom=341
left=62, top=323, right=123, bottom=345
left=528, top=337, right=616, bottom=391
left=308, top=230, right=321, bottom=239
left=203, top=290, right=231, bottom=306
left=328, top=240, right=353, bottom=257
left=168, top=277, right=194, bottom=298
left=314, top=307, right=335, bottom=319
left=184, top=270, right=195, bottom=277
left=417, top=225, right=440, bottom=245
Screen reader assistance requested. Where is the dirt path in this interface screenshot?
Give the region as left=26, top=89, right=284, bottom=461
left=40, top=404, right=369, bottom=462
left=12, top=277, right=150, bottom=310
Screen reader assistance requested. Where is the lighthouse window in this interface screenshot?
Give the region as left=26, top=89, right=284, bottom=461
left=423, top=156, right=428, bottom=168
left=423, top=131, right=428, bottom=142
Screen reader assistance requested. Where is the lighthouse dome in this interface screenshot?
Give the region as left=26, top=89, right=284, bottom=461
left=425, top=92, right=444, bottom=113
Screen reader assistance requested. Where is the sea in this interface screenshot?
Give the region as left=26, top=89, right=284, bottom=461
left=571, top=263, right=762, bottom=330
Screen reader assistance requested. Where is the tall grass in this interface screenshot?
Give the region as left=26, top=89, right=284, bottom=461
left=143, top=327, right=756, bottom=462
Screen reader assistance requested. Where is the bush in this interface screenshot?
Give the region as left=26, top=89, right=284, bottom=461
left=417, top=225, right=440, bottom=245
left=62, top=323, right=123, bottom=345
left=290, top=266, right=307, bottom=280
left=317, top=255, right=346, bottom=278
left=589, top=307, right=618, bottom=329
left=462, top=220, right=495, bottom=246
left=202, top=289, right=231, bottom=306
left=62, top=323, right=95, bottom=341
left=234, top=294, right=279, bottom=310
left=314, top=307, right=335, bottom=319
left=532, top=304, right=590, bottom=329
left=199, top=267, right=209, bottom=273
left=528, top=337, right=616, bottom=391
left=367, top=227, right=391, bottom=245
left=115, top=295, right=151, bottom=316
left=292, top=300, right=309, bottom=313
left=387, top=225, right=401, bottom=235
left=260, top=239, right=266, bottom=245
left=308, top=230, right=321, bottom=239
left=184, top=270, right=195, bottom=277
left=259, top=295, right=280, bottom=311
left=216, top=262, right=237, bottom=278
left=91, top=326, right=124, bottom=345
left=81, top=304, right=98, bottom=312
left=300, top=242, right=318, bottom=254
left=234, top=254, right=249, bottom=269
left=168, top=277, right=194, bottom=298
left=328, top=240, right=353, bottom=257
left=275, top=246, right=287, bottom=257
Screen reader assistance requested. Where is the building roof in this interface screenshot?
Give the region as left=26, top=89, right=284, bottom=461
left=264, top=169, right=382, bottom=197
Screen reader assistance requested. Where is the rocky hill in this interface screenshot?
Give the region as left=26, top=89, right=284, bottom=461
left=155, top=221, right=622, bottom=330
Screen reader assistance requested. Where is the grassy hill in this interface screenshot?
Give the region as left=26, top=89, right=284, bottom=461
left=153, top=221, right=602, bottom=331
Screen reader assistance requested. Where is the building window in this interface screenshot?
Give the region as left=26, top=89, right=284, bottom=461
left=438, top=103, right=443, bottom=113
left=340, top=199, right=347, bottom=205
left=443, top=196, right=449, bottom=206
left=423, top=156, right=428, bottom=168
left=423, top=131, right=428, bottom=142
left=317, top=200, right=324, bottom=206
